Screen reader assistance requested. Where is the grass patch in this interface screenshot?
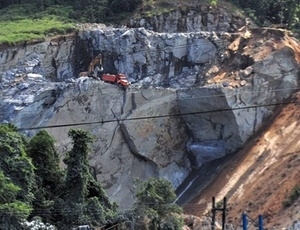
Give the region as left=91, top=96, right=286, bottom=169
left=0, top=4, right=75, bottom=46
left=0, top=16, right=75, bottom=45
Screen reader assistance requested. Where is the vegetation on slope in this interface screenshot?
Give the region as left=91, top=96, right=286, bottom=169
left=58, top=129, right=117, bottom=228
left=134, top=177, right=183, bottom=229
left=0, top=171, right=32, bottom=230
left=0, top=4, right=75, bottom=45
left=0, top=0, right=299, bottom=45
left=0, top=124, right=34, bottom=229
left=283, top=184, right=300, bottom=207
left=0, top=124, right=182, bottom=228
left=0, top=0, right=142, bottom=45
left=27, top=130, right=64, bottom=224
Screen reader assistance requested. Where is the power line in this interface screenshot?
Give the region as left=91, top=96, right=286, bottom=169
left=0, top=203, right=212, bottom=213
left=1, top=85, right=299, bottom=117
left=16, top=100, right=296, bottom=131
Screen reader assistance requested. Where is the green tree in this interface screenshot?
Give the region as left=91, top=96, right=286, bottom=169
left=134, top=177, right=183, bottom=230
left=27, top=130, right=64, bottom=224
left=0, top=170, right=32, bottom=230
left=107, top=0, right=142, bottom=13
left=235, top=0, right=300, bottom=29
left=0, top=124, right=34, bottom=229
left=58, top=129, right=117, bottom=229
left=0, top=124, right=35, bottom=204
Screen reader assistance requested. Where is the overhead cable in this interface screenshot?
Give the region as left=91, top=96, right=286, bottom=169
left=16, top=100, right=296, bottom=131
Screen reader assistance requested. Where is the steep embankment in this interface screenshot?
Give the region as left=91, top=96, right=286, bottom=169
left=183, top=92, right=300, bottom=229
left=173, top=26, right=300, bottom=228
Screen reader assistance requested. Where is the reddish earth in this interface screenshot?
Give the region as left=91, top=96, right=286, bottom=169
left=182, top=27, right=300, bottom=229
left=183, top=90, right=300, bottom=229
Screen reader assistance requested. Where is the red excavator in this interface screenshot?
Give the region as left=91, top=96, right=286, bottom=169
left=79, top=54, right=130, bottom=88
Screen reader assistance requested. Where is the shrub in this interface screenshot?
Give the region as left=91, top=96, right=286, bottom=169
left=282, top=184, right=300, bottom=207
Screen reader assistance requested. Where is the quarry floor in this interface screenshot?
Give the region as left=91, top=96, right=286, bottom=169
left=182, top=92, right=300, bottom=229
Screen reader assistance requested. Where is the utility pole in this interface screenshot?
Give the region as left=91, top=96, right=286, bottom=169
left=242, top=212, right=248, bottom=230
left=258, top=215, right=263, bottom=230
left=211, top=196, right=227, bottom=230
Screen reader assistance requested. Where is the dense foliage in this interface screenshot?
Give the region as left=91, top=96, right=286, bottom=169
left=54, top=129, right=117, bottom=229
left=0, top=124, right=184, bottom=228
left=0, top=0, right=143, bottom=22
left=0, top=124, right=34, bottom=229
left=0, top=126, right=119, bottom=229
left=0, top=124, right=35, bottom=204
left=233, top=0, right=299, bottom=30
left=0, top=171, right=32, bottom=230
left=27, top=130, right=64, bottom=224
left=134, top=177, right=183, bottom=230
left=0, top=0, right=299, bottom=28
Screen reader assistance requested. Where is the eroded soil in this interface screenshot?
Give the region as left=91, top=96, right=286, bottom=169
left=183, top=93, right=300, bottom=229
left=183, top=28, right=300, bottom=229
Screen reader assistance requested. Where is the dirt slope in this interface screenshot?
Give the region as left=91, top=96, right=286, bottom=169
left=183, top=92, right=300, bottom=228
left=179, top=20, right=300, bottom=228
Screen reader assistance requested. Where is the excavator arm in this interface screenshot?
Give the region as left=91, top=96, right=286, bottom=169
left=79, top=53, right=129, bottom=87
left=87, top=54, right=103, bottom=77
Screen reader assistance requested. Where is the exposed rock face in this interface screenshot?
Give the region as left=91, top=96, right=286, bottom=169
left=0, top=23, right=299, bottom=209
left=0, top=35, right=76, bottom=82
left=44, top=84, right=190, bottom=209
left=77, top=27, right=232, bottom=86
left=128, top=4, right=245, bottom=33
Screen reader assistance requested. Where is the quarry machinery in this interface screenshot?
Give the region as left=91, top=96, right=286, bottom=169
left=79, top=54, right=130, bottom=87
left=78, top=54, right=103, bottom=79
left=101, top=73, right=130, bottom=87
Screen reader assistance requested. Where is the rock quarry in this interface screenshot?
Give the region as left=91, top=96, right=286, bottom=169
left=0, top=4, right=300, bottom=210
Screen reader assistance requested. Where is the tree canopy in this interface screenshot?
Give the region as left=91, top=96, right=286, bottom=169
left=0, top=0, right=143, bottom=23
left=0, top=124, right=183, bottom=229
left=0, top=126, right=119, bottom=229
left=134, top=177, right=183, bottom=230
left=58, top=129, right=117, bottom=229
left=0, top=170, right=32, bottom=230
left=0, top=124, right=34, bottom=229
left=0, top=124, right=35, bottom=204
left=27, top=130, right=64, bottom=224
left=233, top=0, right=299, bottom=30
left=0, top=0, right=298, bottom=31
